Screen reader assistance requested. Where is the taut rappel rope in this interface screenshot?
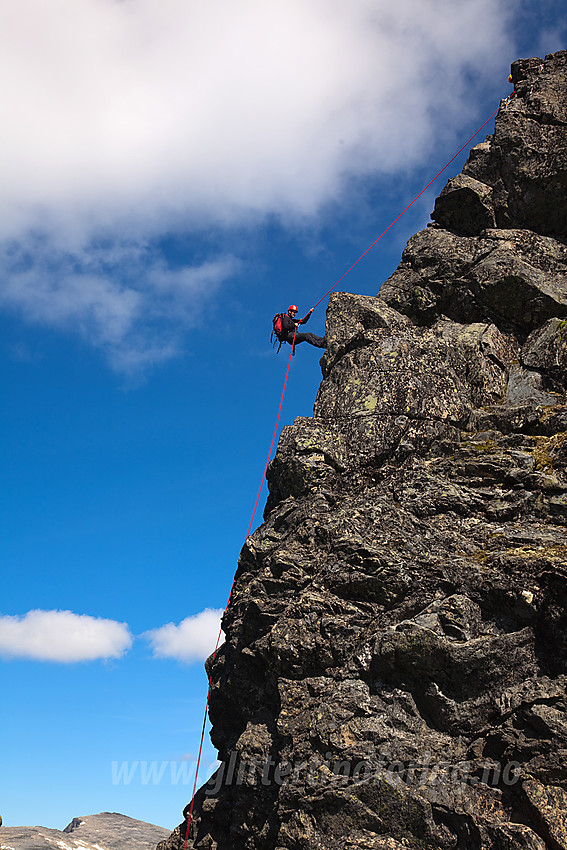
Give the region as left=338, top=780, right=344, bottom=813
left=182, top=96, right=509, bottom=849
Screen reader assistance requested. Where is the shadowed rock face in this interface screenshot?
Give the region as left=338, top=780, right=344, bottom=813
left=159, top=51, right=567, bottom=850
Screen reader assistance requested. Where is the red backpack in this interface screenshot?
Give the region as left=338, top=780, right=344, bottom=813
left=271, top=313, right=286, bottom=351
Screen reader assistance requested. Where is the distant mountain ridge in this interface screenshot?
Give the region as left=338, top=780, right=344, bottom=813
left=0, top=812, right=170, bottom=850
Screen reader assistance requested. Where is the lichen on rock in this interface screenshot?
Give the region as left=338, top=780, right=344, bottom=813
left=158, top=50, right=567, bottom=850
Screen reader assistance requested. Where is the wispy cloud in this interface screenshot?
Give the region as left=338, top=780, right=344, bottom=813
left=145, top=609, right=224, bottom=664
left=0, top=610, right=133, bottom=662
left=533, top=22, right=567, bottom=59
left=0, top=0, right=514, bottom=367
left=0, top=238, right=239, bottom=371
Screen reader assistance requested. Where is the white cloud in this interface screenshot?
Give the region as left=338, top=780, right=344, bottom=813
left=0, top=610, right=133, bottom=662
left=0, top=0, right=513, bottom=233
left=0, top=0, right=515, bottom=367
left=0, top=238, right=239, bottom=371
left=145, top=609, right=224, bottom=664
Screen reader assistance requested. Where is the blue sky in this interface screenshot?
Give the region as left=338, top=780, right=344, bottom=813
left=1, top=0, right=566, bottom=832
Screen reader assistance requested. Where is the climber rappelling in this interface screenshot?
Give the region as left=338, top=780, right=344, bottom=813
left=272, top=305, right=326, bottom=353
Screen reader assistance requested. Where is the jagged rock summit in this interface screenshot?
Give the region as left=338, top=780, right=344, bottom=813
left=0, top=812, right=170, bottom=850
left=159, top=51, right=567, bottom=850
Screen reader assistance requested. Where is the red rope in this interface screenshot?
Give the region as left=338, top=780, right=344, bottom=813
left=182, top=327, right=297, bottom=849
left=181, top=97, right=507, bottom=847
left=243, top=325, right=298, bottom=541
left=311, top=103, right=501, bottom=311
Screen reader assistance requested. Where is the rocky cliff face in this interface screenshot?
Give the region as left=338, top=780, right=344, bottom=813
left=159, top=50, right=567, bottom=850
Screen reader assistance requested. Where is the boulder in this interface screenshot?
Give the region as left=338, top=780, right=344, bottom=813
left=432, top=173, right=496, bottom=236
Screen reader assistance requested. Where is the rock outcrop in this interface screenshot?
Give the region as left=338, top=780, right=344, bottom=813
left=159, top=50, right=567, bottom=850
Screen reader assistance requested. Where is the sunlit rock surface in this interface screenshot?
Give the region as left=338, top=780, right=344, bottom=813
left=160, top=50, right=567, bottom=850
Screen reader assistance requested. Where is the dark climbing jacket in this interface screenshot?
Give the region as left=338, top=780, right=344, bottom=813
left=272, top=310, right=311, bottom=348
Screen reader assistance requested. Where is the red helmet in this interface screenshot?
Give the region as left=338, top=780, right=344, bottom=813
left=288, top=304, right=298, bottom=313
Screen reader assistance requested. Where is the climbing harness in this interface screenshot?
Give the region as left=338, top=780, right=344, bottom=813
left=182, top=96, right=508, bottom=849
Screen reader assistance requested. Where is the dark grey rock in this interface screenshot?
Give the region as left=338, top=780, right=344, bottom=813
left=522, top=318, right=567, bottom=389
left=160, top=51, right=567, bottom=850
left=504, top=364, right=558, bottom=406
left=465, top=50, right=567, bottom=241
left=380, top=226, right=567, bottom=336
left=432, top=173, right=496, bottom=236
